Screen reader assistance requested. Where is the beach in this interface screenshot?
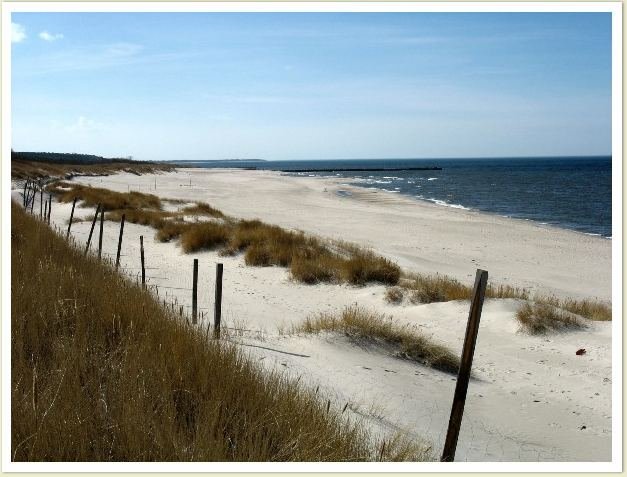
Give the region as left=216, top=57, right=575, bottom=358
left=78, top=167, right=611, bottom=301
left=23, top=167, right=612, bottom=462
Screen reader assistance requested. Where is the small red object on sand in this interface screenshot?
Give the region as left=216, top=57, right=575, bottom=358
left=576, top=348, right=586, bottom=356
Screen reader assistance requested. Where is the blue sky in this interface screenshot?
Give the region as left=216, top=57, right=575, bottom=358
left=11, top=12, right=611, bottom=161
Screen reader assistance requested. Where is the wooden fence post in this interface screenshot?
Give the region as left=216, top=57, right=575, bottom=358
left=85, top=204, right=101, bottom=255
left=46, top=195, right=51, bottom=224
left=213, top=263, right=223, bottom=338
left=30, top=190, right=36, bottom=214
left=441, top=269, right=488, bottom=462
left=192, top=259, right=199, bottom=324
left=115, top=214, right=126, bottom=268
left=140, top=235, right=146, bottom=287
left=22, top=180, right=28, bottom=207
left=40, top=187, right=43, bottom=218
left=66, top=197, right=77, bottom=239
left=98, top=206, right=105, bottom=259
left=43, top=200, right=48, bottom=222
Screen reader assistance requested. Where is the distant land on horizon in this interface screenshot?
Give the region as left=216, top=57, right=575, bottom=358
left=11, top=151, right=611, bottom=165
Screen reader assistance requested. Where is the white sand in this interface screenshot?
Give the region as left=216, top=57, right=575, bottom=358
left=74, top=168, right=611, bottom=302
left=14, top=169, right=612, bottom=462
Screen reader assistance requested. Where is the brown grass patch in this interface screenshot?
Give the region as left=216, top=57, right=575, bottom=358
left=11, top=159, right=173, bottom=181
left=340, top=251, right=400, bottom=286
left=155, top=220, right=191, bottom=243
left=180, top=222, right=230, bottom=253
left=516, top=302, right=588, bottom=335
left=294, top=306, right=459, bottom=374
left=384, top=287, right=404, bottom=305
left=106, top=208, right=174, bottom=228
left=11, top=202, right=429, bottom=462
left=536, top=296, right=611, bottom=322
left=181, top=202, right=225, bottom=219
left=48, top=182, right=162, bottom=211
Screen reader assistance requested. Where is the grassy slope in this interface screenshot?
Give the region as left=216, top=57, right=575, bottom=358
left=11, top=159, right=173, bottom=180
left=11, top=202, right=426, bottom=462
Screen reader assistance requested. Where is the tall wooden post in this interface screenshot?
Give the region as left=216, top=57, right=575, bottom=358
left=192, top=259, right=198, bottom=324
left=46, top=194, right=51, bottom=224
left=85, top=204, right=101, bottom=255
left=30, top=191, right=36, bottom=214
left=66, top=197, right=77, bottom=239
left=22, top=180, right=28, bottom=207
left=43, top=200, right=48, bottom=222
left=441, top=269, right=488, bottom=462
left=140, top=235, right=146, bottom=287
left=115, top=214, right=126, bottom=268
left=213, top=263, right=223, bottom=338
left=40, top=187, right=43, bottom=218
left=98, top=206, right=105, bottom=259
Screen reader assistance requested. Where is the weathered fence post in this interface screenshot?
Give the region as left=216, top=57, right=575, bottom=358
left=30, top=190, right=36, bottom=214
left=115, top=214, right=126, bottom=268
left=98, top=206, right=105, bottom=259
left=40, top=187, right=43, bottom=218
left=140, top=235, right=146, bottom=287
left=192, top=259, right=198, bottom=324
left=214, top=263, right=223, bottom=338
left=22, top=180, right=28, bottom=207
left=46, top=194, right=51, bottom=224
left=85, top=204, right=101, bottom=255
left=441, top=268, right=488, bottom=462
left=43, top=200, right=48, bottom=222
left=66, top=197, right=77, bottom=239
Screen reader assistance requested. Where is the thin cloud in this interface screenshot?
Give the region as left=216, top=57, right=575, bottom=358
left=39, top=31, right=64, bottom=42
left=11, top=22, right=26, bottom=43
left=65, top=116, right=101, bottom=133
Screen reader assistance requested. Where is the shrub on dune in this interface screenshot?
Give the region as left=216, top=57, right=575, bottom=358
left=180, top=222, right=230, bottom=253
left=340, top=251, right=400, bottom=286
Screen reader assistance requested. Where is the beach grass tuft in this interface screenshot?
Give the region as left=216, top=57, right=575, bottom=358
left=48, top=182, right=162, bottom=211
left=516, top=302, right=588, bottom=334
left=294, top=306, right=460, bottom=374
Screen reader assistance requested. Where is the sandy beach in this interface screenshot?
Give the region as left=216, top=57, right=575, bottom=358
left=18, top=168, right=612, bottom=462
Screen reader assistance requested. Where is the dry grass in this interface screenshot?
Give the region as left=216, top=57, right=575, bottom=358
left=106, top=209, right=175, bottom=228
left=180, top=222, right=230, bottom=253
left=11, top=202, right=430, bottom=462
left=155, top=220, right=191, bottom=243
left=12, top=159, right=172, bottom=181
left=397, top=268, right=609, bottom=332
left=48, top=182, right=162, bottom=211
left=294, top=306, right=460, bottom=374
left=400, top=273, right=530, bottom=305
left=181, top=202, right=225, bottom=219
left=516, top=302, right=588, bottom=335
left=384, top=287, right=404, bottom=305
left=535, top=296, right=612, bottom=322
left=42, top=182, right=403, bottom=286
left=340, top=251, right=401, bottom=286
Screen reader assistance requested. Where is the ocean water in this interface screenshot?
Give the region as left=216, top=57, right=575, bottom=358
left=173, top=157, right=612, bottom=238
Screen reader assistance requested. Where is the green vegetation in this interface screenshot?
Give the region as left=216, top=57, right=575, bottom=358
left=292, top=306, right=460, bottom=374
left=11, top=202, right=429, bottom=462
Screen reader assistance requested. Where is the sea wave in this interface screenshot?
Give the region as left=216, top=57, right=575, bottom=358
left=424, top=197, right=469, bottom=210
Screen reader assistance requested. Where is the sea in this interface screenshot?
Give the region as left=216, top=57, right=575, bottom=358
left=171, top=156, right=612, bottom=239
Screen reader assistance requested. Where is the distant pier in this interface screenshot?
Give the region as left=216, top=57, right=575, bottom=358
left=278, top=166, right=442, bottom=173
